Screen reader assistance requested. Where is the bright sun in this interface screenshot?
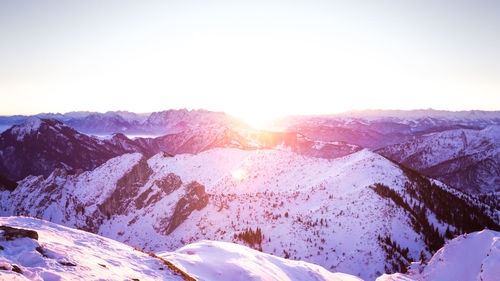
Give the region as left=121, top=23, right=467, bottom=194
left=234, top=111, right=281, bottom=131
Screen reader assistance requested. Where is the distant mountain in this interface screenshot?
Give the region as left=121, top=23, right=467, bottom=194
left=0, top=117, right=361, bottom=181
left=376, top=126, right=500, bottom=194
left=0, top=117, right=146, bottom=181
left=138, top=126, right=361, bottom=159
left=0, top=109, right=242, bottom=135
left=2, top=148, right=497, bottom=280
left=3, top=109, right=499, bottom=138
left=279, top=109, right=500, bottom=149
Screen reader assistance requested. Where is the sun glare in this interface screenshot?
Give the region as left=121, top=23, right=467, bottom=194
left=234, top=111, right=282, bottom=131
left=231, top=169, right=247, bottom=181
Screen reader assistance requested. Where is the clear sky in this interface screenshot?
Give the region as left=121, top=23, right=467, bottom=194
left=1, top=0, right=499, bottom=127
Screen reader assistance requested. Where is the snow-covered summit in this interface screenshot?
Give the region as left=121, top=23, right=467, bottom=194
left=10, top=117, right=43, bottom=141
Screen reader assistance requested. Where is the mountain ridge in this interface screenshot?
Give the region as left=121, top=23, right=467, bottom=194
left=2, top=147, right=498, bottom=280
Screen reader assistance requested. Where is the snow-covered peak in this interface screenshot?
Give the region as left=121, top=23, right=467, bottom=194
left=10, top=117, right=43, bottom=141
left=160, top=240, right=362, bottom=281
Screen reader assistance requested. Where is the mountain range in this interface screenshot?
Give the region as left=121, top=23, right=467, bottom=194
left=0, top=108, right=499, bottom=280
left=1, top=146, right=498, bottom=279
left=0, top=116, right=360, bottom=181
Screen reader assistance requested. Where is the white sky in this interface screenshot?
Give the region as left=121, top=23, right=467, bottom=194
left=1, top=0, right=499, bottom=127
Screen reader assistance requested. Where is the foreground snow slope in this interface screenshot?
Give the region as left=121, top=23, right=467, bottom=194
left=0, top=216, right=189, bottom=281
left=2, top=217, right=498, bottom=281
left=160, top=240, right=362, bottom=281
left=0, top=216, right=362, bottom=281
left=377, top=229, right=500, bottom=281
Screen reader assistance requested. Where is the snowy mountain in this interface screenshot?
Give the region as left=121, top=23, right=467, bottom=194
left=2, top=109, right=499, bottom=138
left=0, top=117, right=361, bottom=182
left=138, top=126, right=361, bottom=159
left=0, top=118, right=148, bottom=181
left=376, top=126, right=500, bottom=194
left=377, top=229, right=500, bottom=281
left=1, top=148, right=498, bottom=280
left=0, top=109, right=242, bottom=135
left=141, top=109, right=244, bottom=135
left=279, top=110, right=500, bottom=149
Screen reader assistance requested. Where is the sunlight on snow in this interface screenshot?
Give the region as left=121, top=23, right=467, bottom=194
left=231, top=169, right=247, bottom=181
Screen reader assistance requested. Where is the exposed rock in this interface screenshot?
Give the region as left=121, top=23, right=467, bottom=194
left=58, top=261, right=76, bottom=266
left=0, top=174, right=17, bottom=191
left=11, top=264, right=22, bottom=274
left=136, top=173, right=183, bottom=209
left=36, top=246, right=48, bottom=258
left=98, top=157, right=153, bottom=217
left=135, top=187, right=154, bottom=209
left=0, top=225, right=38, bottom=240
left=163, top=181, right=209, bottom=235
left=156, top=173, right=182, bottom=195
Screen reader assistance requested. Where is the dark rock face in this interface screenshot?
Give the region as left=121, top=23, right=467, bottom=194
left=135, top=173, right=183, bottom=209
left=156, top=173, right=183, bottom=195
left=377, top=127, right=500, bottom=194
left=163, top=181, right=209, bottom=235
left=0, top=225, right=38, bottom=240
left=98, top=157, right=153, bottom=217
left=422, top=155, right=500, bottom=194
left=0, top=118, right=147, bottom=182
left=0, top=175, right=17, bottom=191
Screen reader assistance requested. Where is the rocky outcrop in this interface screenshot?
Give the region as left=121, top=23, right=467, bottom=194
left=0, top=225, right=38, bottom=240
left=0, top=175, right=17, bottom=191
left=98, top=157, right=153, bottom=217
left=135, top=173, right=183, bottom=209
left=162, top=181, right=209, bottom=235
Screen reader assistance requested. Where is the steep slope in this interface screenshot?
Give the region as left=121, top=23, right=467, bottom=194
left=377, top=229, right=500, bottom=281
left=377, top=126, right=500, bottom=194
left=0, top=216, right=190, bottom=281
left=0, top=118, right=147, bottom=181
left=2, top=148, right=498, bottom=280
